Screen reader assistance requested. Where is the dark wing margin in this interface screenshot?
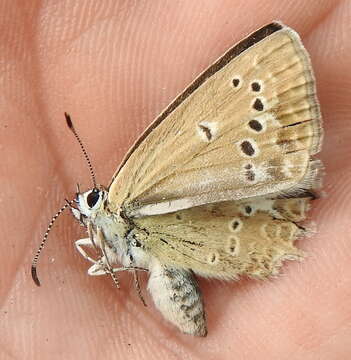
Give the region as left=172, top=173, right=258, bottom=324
left=109, top=21, right=284, bottom=188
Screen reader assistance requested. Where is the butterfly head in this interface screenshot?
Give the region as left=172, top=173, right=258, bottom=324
left=72, top=186, right=108, bottom=225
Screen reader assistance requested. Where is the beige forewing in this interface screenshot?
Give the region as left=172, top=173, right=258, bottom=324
left=108, top=23, right=322, bottom=217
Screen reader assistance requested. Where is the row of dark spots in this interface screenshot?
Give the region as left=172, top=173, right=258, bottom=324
left=232, top=78, right=261, bottom=92
left=232, top=78, right=264, bottom=111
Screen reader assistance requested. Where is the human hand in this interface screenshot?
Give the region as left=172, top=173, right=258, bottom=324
left=1, top=1, right=350, bottom=359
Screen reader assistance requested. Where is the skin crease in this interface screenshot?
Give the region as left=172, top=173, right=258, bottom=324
left=1, top=0, right=351, bottom=359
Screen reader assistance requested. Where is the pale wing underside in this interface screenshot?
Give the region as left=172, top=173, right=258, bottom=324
left=108, top=22, right=322, bottom=217
left=133, top=197, right=310, bottom=280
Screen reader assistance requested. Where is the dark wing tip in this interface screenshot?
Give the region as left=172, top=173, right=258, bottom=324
left=64, top=112, right=73, bottom=129
left=31, top=265, right=41, bottom=287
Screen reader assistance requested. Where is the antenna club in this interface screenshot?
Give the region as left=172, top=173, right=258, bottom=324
left=31, top=265, right=41, bottom=287
left=65, top=112, right=74, bottom=130
left=31, top=201, right=73, bottom=287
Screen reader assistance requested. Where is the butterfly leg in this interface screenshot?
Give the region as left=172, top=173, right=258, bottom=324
left=95, top=226, right=120, bottom=288
left=75, top=238, right=99, bottom=264
left=74, top=226, right=120, bottom=288
left=88, top=265, right=148, bottom=276
left=86, top=256, right=112, bottom=275
left=147, top=260, right=207, bottom=336
left=87, top=259, right=147, bottom=305
left=74, top=222, right=103, bottom=264
left=76, top=226, right=147, bottom=302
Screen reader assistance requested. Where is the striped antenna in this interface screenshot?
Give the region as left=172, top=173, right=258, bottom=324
left=31, top=200, right=74, bottom=286
left=65, top=112, right=97, bottom=188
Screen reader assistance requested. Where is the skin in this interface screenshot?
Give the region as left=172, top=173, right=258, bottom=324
left=1, top=0, right=350, bottom=359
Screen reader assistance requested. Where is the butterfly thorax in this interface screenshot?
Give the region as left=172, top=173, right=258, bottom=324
left=93, top=209, right=153, bottom=269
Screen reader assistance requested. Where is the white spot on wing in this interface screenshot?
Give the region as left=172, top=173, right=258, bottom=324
left=197, top=121, right=218, bottom=142
left=227, top=236, right=240, bottom=256
left=255, top=112, right=280, bottom=127
left=241, top=163, right=270, bottom=184
left=241, top=198, right=282, bottom=219
left=207, top=251, right=220, bottom=265
left=282, top=159, right=294, bottom=177
left=229, top=218, right=243, bottom=232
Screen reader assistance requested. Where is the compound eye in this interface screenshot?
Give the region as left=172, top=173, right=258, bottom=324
left=86, top=189, right=100, bottom=208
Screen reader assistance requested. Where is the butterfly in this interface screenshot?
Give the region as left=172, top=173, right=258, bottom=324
left=32, top=21, right=323, bottom=336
